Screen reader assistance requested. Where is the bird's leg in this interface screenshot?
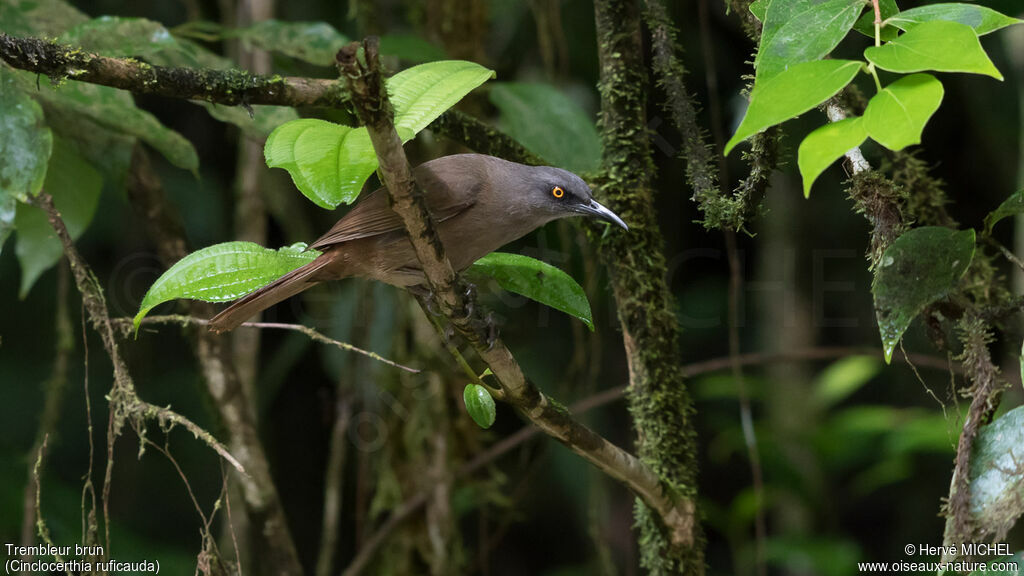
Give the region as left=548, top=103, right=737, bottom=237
left=461, top=282, right=477, bottom=319
left=407, top=284, right=441, bottom=316
left=465, top=311, right=499, bottom=350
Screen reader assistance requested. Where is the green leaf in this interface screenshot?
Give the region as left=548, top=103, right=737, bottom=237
left=983, top=189, right=1024, bottom=235
left=60, top=16, right=176, bottom=58
left=749, top=0, right=768, bottom=23
left=813, top=356, right=882, bottom=409
left=0, top=69, right=53, bottom=203
left=887, top=3, right=1022, bottom=36
left=0, top=195, right=15, bottom=254
left=863, top=73, right=944, bottom=151
left=969, top=406, right=1024, bottom=539
left=264, top=119, right=381, bottom=208
left=725, top=59, right=862, bottom=156
left=864, top=21, right=1004, bottom=81
left=872, top=227, right=975, bottom=363
left=229, top=19, right=349, bottom=66
left=134, top=242, right=320, bottom=330
left=463, top=384, right=496, bottom=429
left=798, top=116, right=867, bottom=197
left=26, top=78, right=198, bottom=173
left=0, top=68, right=53, bottom=255
left=265, top=60, right=494, bottom=208
left=489, top=82, right=601, bottom=174
left=755, top=0, right=863, bottom=81
left=14, top=138, right=101, bottom=297
left=464, top=252, right=594, bottom=331
left=38, top=101, right=134, bottom=184
left=0, top=0, right=88, bottom=37
left=853, top=0, right=900, bottom=41
left=379, top=34, right=447, bottom=63
left=389, top=60, right=496, bottom=134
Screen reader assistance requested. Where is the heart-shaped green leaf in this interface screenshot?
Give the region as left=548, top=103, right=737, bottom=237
left=983, top=189, right=1024, bottom=235
left=14, top=138, right=101, bottom=297
left=465, top=252, right=594, bottom=331
left=725, top=59, right=862, bottom=155
left=872, top=226, right=975, bottom=363
left=863, top=73, right=943, bottom=151
left=489, top=82, right=601, bottom=174
left=463, top=384, right=496, bottom=429
left=886, top=3, right=1022, bottom=36
left=865, top=20, right=1004, bottom=80
left=755, top=0, right=864, bottom=81
left=265, top=60, right=494, bottom=208
left=134, top=241, right=320, bottom=331
left=798, top=116, right=867, bottom=197
left=853, top=0, right=900, bottom=41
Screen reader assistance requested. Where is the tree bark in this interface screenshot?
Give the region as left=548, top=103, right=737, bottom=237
left=593, top=0, right=705, bottom=573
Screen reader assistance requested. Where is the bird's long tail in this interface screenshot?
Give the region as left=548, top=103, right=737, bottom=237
left=208, top=255, right=331, bottom=333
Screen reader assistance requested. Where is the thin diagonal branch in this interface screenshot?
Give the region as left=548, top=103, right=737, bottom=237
left=335, top=36, right=695, bottom=548
left=121, top=314, right=420, bottom=373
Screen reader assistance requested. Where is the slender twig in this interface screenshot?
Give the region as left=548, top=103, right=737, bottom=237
left=124, top=314, right=420, bottom=373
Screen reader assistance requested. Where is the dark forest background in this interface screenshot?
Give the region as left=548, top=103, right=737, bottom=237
left=1, top=0, right=1023, bottom=574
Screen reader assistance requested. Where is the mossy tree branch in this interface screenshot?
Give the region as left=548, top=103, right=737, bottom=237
left=593, top=0, right=705, bottom=573
left=0, top=32, right=530, bottom=164
left=336, top=35, right=696, bottom=553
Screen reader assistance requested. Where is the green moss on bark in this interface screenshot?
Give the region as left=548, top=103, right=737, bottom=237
left=594, top=0, right=705, bottom=573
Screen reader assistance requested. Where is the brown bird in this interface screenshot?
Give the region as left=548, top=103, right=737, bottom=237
left=208, top=153, right=627, bottom=333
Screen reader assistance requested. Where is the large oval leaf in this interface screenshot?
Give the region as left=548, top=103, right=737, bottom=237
left=969, top=406, right=1024, bottom=539
left=265, top=60, right=494, bottom=208
left=872, top=227, right=975, bottom=363
left=465, top=252, right=593, bottom=331
left=864, top=20, right=1003, bottom=80
left=725, top=59, right=862, bottom=155
left=489, top=82, right=601, bottom=174
left=886, top=4, right=1022, bottom=36
left=134, top=241, right=320, bottom=331
left=0, top=67, right=52, bottom=253
left=755, top=0, right=864, bottom=81
left=863, top=73, right=944, bottom=151
left=798, top=116, right=867, bottom=197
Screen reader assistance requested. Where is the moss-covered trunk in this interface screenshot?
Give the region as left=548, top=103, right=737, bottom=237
left=592, top=0, right=705, bottom=573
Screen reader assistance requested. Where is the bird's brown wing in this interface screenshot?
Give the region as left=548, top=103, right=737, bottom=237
left=309, top=162, right=480, bottom=250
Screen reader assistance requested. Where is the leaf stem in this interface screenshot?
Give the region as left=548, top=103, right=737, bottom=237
left=872, top=0, right=882, bottom=47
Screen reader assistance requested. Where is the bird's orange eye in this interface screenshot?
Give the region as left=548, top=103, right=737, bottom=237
left=552, top=186, right=565, bottom=199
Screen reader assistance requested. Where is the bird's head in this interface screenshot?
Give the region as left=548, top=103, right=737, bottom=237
left=523, top=166, right=629, bottom=230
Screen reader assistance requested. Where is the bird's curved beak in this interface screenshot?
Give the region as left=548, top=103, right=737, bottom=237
left=578, top=199, right=629, bottom=230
